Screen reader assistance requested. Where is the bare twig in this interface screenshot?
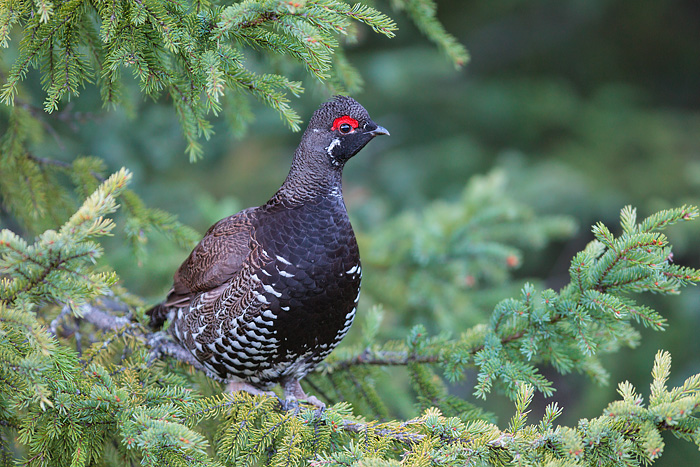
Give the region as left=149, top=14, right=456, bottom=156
left=26, top=153, right=106, bottom=182
left=79, top=301, right=131, bottom=331
left=340, top=419, right=425, bottom=444
left=49, top=304, right=72, bottom=336
left=320, top=349, right=439, bottom=372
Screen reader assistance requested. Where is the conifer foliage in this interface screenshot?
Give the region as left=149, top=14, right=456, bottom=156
left=0, top=0, right=451, bottom=160
left=1, top=170, right=700, bottom=465
left=2, top=1, right=700, bottom=466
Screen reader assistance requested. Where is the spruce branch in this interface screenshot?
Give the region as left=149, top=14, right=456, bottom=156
left=391, top=0, right=468, bottom=67
left=321, top=348, right=439, bottom=370
left=313, top=356, right=700, bottom=465
left=318, top=205, right=700, bottom=402
left=2, top=200, right=700, bottom=464
left=26, top=152, right=106, bottom=182
left=0, top=146, right=198, bottom=261
left=0, top=168, right=131, bottom=308
left=339, top=418, right=425, bottom=444
left=0, top=0, right=414, bottom=159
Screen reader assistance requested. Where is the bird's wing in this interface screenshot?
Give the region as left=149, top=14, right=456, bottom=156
left=163, top=207, right=258, bottom=307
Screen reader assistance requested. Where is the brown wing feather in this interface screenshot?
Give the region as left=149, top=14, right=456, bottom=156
left=164, top=207, right=258, bottom=307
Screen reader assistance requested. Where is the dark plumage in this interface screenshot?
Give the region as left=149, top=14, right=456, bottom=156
left=148, top=96, right=388, bottom=406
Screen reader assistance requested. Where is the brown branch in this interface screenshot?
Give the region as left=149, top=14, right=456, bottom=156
left=238, top=11, right=279, bottom=30
left=595, top=240, right=659, bottom=293
left=26, top=152, right=106, bottom=182
left=3, top=248, right=94, bottom=304
left=79, top=300, right=131, bottom=331
left=320, top=350, right=439, bottom=372
left=340, top=419, right=425, bottom=445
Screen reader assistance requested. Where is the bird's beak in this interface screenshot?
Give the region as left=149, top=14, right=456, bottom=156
left=367, top=125, right=390, bottom=137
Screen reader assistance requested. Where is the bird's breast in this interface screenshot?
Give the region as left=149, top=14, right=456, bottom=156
left=256, top=196, right=360, bottom=297
left=252, top=196, right=361, bottom=351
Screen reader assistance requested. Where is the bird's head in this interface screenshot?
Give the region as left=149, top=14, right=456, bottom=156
left=303, top=95, right=389, bottom=167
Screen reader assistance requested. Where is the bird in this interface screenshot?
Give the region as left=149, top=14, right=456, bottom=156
left=147, top=96, right=389, bottom=407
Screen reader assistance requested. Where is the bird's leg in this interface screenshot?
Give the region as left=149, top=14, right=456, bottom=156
left=282, top=379, right=326, bottom=409
left=226, top=380, right=276, bottom=398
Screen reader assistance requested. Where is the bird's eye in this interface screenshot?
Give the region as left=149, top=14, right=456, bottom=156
left=332, top=116, right=359, bottom=133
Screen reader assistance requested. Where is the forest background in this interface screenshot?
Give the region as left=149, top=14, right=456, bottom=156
left=1, top=0, right=700, bottom=465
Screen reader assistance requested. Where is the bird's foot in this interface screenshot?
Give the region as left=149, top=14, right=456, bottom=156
left=281, top=379, right=326, bottom=411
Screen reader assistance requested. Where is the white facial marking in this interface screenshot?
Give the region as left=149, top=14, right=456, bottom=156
left=326, top=138, right=341, bottom=156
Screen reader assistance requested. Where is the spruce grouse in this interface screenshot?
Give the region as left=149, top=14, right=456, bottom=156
left=148, top=96, right=388, bottom=406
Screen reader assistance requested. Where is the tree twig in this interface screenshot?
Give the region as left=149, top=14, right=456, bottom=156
left=320, top=349, right=439, bottom=372
left=339, top=419, right=425, bottom=444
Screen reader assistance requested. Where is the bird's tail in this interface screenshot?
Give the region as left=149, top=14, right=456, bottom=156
left=146, top=303, right=169, bottom=330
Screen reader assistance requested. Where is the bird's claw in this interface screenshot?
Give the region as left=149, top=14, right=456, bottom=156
left=278, top=397, right=301, bottom=413
left=278, top=396, right=326, bottom=414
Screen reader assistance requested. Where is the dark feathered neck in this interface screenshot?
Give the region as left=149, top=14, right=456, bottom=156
left=267, top=139, right=344, bottom=207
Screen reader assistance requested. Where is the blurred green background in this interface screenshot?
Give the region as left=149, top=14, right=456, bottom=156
left=3, top=0, right=700, bottom=463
